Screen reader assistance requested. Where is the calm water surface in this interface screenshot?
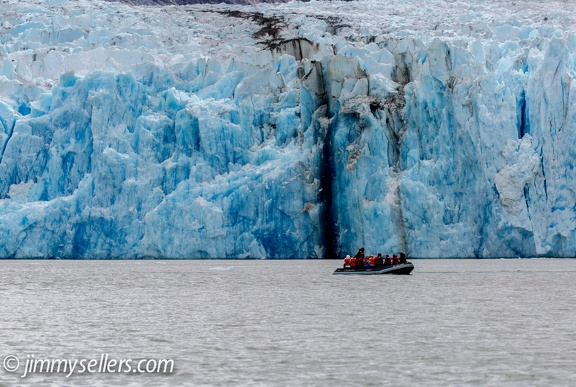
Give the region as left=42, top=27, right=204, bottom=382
left=1, top=259, right=575, bottom=386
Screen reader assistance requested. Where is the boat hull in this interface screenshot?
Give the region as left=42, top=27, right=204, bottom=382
left=333, top=262, right=414, bottom=275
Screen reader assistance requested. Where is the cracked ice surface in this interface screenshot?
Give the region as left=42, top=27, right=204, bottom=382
left=1, top=0, right=576, bottom=258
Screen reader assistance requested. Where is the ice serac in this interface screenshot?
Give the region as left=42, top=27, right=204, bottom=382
left=0, top=56, right=324, bottom=258
left=1, top=0, right=576, bottom=258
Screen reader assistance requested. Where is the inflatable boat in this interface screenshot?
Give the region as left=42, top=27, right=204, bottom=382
left=333, top=262, right=414, bottom=275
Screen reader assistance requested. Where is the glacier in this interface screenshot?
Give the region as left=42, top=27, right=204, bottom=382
left=1, top=0, right=576, bottom=258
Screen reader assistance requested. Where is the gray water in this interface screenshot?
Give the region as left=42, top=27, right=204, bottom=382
left=1, top=259, right=575, bottom=386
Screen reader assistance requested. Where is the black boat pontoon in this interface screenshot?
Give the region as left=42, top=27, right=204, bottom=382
left=333, top=262, right=414, bottom=275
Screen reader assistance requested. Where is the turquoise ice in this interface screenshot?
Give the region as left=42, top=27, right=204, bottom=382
left=1, top=0, right=575, bottom=258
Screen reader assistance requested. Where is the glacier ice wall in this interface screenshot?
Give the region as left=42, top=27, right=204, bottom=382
left=1, top=0, right=576, bottom=258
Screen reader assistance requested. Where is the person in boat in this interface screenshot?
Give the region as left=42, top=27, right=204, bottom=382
left=392, top=254, right=399, bottom=265
left=400, top=252, right=407, bottom=263
left=369, top=255, right=375, bottom=267
left=354, top=248, right=365, bottom=270
left=343, top=255, right=351, bottom=268
left=384, top=254, right=392, bottom=266
left=376, top=253, right=383, bottom=267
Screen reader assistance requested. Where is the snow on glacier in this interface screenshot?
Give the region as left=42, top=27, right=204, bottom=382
left=0, top=0, right=576, bottom=258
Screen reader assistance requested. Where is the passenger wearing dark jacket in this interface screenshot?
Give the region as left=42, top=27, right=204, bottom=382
left=354, top=248, right=365, bottom=268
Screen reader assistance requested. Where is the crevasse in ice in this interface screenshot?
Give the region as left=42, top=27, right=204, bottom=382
left=1, top=0, right=575, bottom=258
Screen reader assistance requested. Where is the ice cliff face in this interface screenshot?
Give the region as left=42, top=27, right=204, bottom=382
left=1, top=0, right=576, bottom=258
